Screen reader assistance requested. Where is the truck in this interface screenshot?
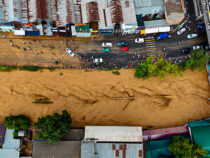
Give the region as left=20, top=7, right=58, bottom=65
left=155, top=33, right=168, bottom=40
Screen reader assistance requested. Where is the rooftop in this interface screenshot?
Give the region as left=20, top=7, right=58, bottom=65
left=84, top=126, right=142, bottom=142
left=81, top=142, right=143, bottom=158
left=0, top=149, right=19, bottom=158
left=2, top=129, right=20, bottom=149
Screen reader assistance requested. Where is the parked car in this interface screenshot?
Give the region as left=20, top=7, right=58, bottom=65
left=117, top=41, right=128, bottom=46
left=66, top=48, right=75, bottom=57
left=93, top=58, right=103, bottom=63
left=198, top=24, right=205, bottom=30
left=120, top=47, right=129, bottom=51
left=135, top=38, right=144, bottom=43
left=102, top=42, right=112, bottom=47
left=177, top=28, right=187, bottom=35
left=193, top=45, right=202, bottom=50
left=181, top=48, right=191, bottom=53
left=155, top=33, right=168, bottom=40
left=102, top=48, right=110, bottom=52
left=204, top=45, right=210, bottom=50
left=187, top=33, right=198, bottom=39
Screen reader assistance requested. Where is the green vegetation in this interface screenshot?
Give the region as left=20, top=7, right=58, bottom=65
left=19, top=65, right=40, bottom=71
left=179, top=50, right=210, bottom=71
left=32, top=98, right=53, bottom=104
left=4, top=115, right=30, bottom=137
left=168, top=136, right=209, bottom=158
left=99, top=68, right=120, bottom=71
left=0, top=65, right=17, bottom=72
left=135, top=56, right=181, bottom=80
left=33, top=110, right=72, bottom=143
left=112, top=71, right=120, bottom=75
left=0, top=65, right=57, bottom=72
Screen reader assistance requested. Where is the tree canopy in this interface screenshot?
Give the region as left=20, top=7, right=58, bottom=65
left=168, top=136, right=209, bottom=158
left=135, top=56, right=181, bottom=80
left=181, top=50, right=210, bottom=71
left=4, top=115, right=31, bottom=136
left=33, top=110, right=72, bottom=143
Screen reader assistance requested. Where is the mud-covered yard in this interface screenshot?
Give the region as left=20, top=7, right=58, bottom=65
left=0, top=69, right=209, bottom=129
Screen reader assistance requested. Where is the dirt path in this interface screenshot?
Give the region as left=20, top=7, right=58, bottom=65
left=0, top=69, right=209, bottom=129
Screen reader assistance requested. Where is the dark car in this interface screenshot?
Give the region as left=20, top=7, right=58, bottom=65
left=181, top=48, right=191, bottom=53
left=117, top=41, right=128, bottom=46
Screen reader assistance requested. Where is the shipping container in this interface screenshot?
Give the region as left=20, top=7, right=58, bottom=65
left=25, top=31, right=40, bottom=36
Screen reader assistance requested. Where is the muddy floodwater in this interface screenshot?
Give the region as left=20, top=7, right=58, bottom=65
left=0, top=69, right=209, bottom=129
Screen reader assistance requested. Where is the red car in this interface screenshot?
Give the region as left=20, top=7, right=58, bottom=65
left=120, top=47, right=129, bottom=51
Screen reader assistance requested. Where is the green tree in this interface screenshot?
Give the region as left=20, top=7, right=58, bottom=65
left=4, top=115, right=31, bottom=136
left=33, top=110, right=72, bottom=143
left=168, top=136, right=208, bottom=158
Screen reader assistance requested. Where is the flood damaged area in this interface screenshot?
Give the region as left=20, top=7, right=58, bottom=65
left=0, top=69, right=209, bottom=129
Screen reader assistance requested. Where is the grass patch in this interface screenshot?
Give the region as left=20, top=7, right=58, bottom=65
left=112, top=71, right=120, bottom=75
left=47, top=67, right=56, bottom=72
left=0, top=65, right=17, bottom=72
left=32, top=98, right=53, bottom=104
left=19, top=65, right=40, bottom=71
left=85, top=69, right=93, bottom=72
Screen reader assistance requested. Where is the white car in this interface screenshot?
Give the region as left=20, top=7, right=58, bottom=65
left=177, top=28, right=186, bottom=35
left=135, top=38, right=144, bottom=43
left=102, top=42, right=112, bottom=47
left=193, top=45, right=202, bottom=50
left=187, top=33, right=198, bottom=39
left=93, top=58, right=103, bottom=63
left=66, top=48, right=75, bottom=57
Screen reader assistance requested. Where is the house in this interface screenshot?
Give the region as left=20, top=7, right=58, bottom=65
left=143, top=126, right=189, bottom=158
left=81, top=126, right=143, bottom=158
left=32, top=128, right=84, bottom=158
left=189, top=119, right=210, bottom=157
left=164, top=0, right=185, bottom=25
left=0, top=126, right=21, bottom=158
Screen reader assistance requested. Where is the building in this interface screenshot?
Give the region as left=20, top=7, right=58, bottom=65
left=143, top=126, right=189, bottom=158
left=81, top=126, right=143, bottom=158
left=164, top=0, right=185, bottom=25
left=0, top=126, right=21, bottom=158
left=32, top=128, right=84, bottom=158
left=189, top=119, right=210, bottom=157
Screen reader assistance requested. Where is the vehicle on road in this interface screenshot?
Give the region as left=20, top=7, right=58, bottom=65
left=117, top=41, right=128, bottom=46
left=155, top=33, right=168, bottom=40
left=102, top=48, right=110, bottom=52
left=181, top=48, right=191, bottom=53
left=102, top=42, right=112, bottom=47
left=135, top=38, right=144, bottom=43
left=93, top=58, right=103, bottom=63
left=193, top=45, right=202, bottom=50
left=187, top=33, right=198, bottom=39
left=66, top=48, right=75, bottom=57
left=177, top=28, right=187, bottom=35
left=120, top=47, right=129, bottom=51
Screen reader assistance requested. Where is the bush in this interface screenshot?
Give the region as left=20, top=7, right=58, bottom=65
left=19, top=65, right=40, bottom=71
left=135, top=57, right=181, bottom=80
left=112, top=71, right=120, bottom=75
left=33, top=110, right=72, bottom=143
left=168, top=136, right=208, bottom=158
left=0, top=65, right=17, bottom=72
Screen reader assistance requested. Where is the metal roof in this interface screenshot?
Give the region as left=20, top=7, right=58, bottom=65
left=84, top=126, right=142, bottom=142
left=2, top=129, right=20, bottom=149
left=0, top=149, right=19, bottom=158
left=33, top=141, right=81, bottom=158
left=0, top=125, right=6, bottom=147
left=81, top=142, right=143, bottom=158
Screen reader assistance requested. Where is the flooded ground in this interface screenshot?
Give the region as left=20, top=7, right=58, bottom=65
left=0, top=69, right=209, bottom=129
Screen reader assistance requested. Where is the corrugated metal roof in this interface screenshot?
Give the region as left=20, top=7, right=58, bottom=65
left=84, top=126, right=142, bottom=142
left=0, top=149, right=19, bottom=158
left=2, top=129, right=20, bottom=149
left=81, top=142, right=143, bottom=158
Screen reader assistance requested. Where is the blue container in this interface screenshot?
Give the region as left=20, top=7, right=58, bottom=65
left=156, top=33, right=168, bottom=40
left=25, top=31, right=40, bottom=36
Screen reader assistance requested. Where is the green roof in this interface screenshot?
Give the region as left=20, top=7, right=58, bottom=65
left=75, top=25, right=90, bottom=32
left=191, top=126, right=210, bottom=156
